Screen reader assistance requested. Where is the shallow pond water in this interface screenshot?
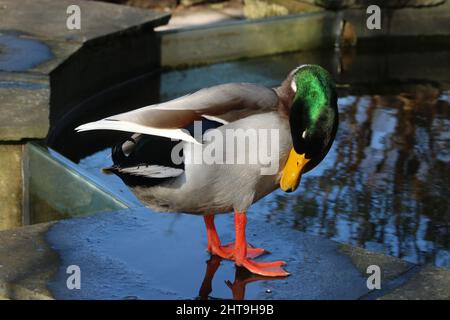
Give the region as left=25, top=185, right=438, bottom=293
left=48, top=46, right=450, bottom=269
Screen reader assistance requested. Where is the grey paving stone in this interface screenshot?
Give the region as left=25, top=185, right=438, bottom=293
left=379, top=265, right=450, bottom=300
left=0, top=222, right=57, bottom=299
left=0, top=0, right=169, bottom=44
left=0, top=72, right=50, bottom=140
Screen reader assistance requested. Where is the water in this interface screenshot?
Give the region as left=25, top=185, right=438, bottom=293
left=48, top=46, right=450, bottom=268
left=0, top=31, right=53, bottom=72
left=255, top=90, right=450, bottom=267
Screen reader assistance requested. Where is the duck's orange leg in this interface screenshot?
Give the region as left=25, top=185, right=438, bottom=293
left=233, top=211, right=290, bottom=277
left=204, top=215, right=267, bottom=260
left=204, top=215, right=233, bottom=260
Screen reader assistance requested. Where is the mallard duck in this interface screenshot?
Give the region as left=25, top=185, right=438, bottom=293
left=75, top=64, right=338, bottom=277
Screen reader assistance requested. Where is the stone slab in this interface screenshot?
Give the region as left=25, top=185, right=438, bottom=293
left=339, top=244, right=414, bottom=283
left=0, top=0, right=169, bottom=44
left=158, top=12, right=339, bottom=67
left=0, top=144, right=23, bottom=231
left=0, top=72, right=50, bottom=140
left=0, top=0, right=170, bottom=141
left=0, top=222, right=56, bottom=299
left=243, top=0, right=322, bottom=19
left=379, top=265, right=450, bottom=300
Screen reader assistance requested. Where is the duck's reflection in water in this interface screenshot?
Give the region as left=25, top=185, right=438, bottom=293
left=198, top=255, right=286, bottom=300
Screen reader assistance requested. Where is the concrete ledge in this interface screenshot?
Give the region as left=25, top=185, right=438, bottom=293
left=0, top=0, right=169, bottom=43
left=159, top=12, right=339, bottom=68
left=0, top=0, right=170, bottom=142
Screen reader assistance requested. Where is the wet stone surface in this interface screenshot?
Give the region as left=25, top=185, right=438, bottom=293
left=46, top=208, right=411, bottom=300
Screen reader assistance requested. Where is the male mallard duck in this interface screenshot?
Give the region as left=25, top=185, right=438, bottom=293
left=75, top=64, right=338, bottom=277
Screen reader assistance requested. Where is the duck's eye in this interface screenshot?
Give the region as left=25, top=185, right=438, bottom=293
left=302, top=130, right=307, bottom=139
left=291, top=79, right=297, bottom=93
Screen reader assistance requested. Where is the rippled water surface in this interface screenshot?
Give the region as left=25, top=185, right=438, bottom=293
left=49, top=47, right=450, bottom=267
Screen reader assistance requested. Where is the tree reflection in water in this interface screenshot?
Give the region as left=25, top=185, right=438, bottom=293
left=257, top=83, right=450, bottom=267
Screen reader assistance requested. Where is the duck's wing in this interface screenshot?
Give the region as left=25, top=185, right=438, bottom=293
left=75, top=83, right=279, bottom=144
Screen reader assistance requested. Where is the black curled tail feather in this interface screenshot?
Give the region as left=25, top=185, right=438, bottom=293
left=101, top=137, right=135, bottom=175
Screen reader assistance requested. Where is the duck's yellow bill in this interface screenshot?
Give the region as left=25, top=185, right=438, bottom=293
left=280, top=149, right=310, bottom=192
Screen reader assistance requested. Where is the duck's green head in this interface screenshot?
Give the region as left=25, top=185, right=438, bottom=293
left=280, top=65, right=338, bottom=192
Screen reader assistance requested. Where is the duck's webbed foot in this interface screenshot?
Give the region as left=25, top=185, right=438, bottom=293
left=222, top=242, right=268, bottom=259
left=233, top=211, right=290, bottom=277
left=203, top=212, right=290, bottom=277
left=204, top=216, right=268, bottom=260
left=237, top=259, right=289, bottom=277
left=207, top=242, right=234, bottom=260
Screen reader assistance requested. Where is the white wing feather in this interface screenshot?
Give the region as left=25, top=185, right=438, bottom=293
left=75, top=83, right=278, bottom=144
left=75, top=120, right=200, bottom=144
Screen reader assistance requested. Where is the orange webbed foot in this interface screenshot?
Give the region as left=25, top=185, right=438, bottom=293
left=207, top=243, right=268, bottom=260
left=237, top=259, right=290, bottom=277
left=223, top=242, right=269, bottom=259
left=231, top=211, right=290, bottom=277
left=207, top=244, right=234, bottom=260
left=204, top=212, right=290, bottom=277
